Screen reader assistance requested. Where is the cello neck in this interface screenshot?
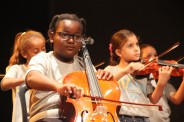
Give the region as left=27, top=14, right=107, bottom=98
left=82, top=40, right=103, bottom=98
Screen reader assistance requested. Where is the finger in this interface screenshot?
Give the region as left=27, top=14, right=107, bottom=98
left=158, top=67, right=162, bottom=73
left=168, top=66, right=173, bottom=74
left=97, top=69, right=104, bottom=79
left=101, top=71, right=110, bottom=80
left=104, top=71, right=113, bottom=80
left=63, top=84, right=75, bottom=95
left=106, top=73, right=113, bottom=80
left=75, top=88, right=83, bottom=99
left=96, top=69, right=102, bottom=79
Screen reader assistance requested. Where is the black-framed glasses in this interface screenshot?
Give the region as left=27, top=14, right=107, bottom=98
left=56, top=32, right=83, bottom=42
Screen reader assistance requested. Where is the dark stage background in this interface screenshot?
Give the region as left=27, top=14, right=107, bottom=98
left=0, top=0, right=183, bottom=122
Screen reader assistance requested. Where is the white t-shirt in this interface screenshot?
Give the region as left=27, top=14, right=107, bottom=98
left=2, top=64, right=29, bottom=122
left=105, top=65, right=154, bottom=117
left=149, top=74, right=176, bottom=122
left=26, top=51, right=84, bottom=121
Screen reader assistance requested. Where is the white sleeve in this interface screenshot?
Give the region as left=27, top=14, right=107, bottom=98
left=165, top=82, right=176, bottom=99
left=26, top=52, right=48, bottom=76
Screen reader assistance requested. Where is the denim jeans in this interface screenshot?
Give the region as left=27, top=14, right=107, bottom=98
left=36, top=118, right=65, bottom=122
left=118, top=115, right=150, bottom=122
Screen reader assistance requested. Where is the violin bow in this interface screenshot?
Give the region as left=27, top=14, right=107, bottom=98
left=157, top=41, right=180, bottom=59
left=95, top=61, right=105, bottom=68
left=140, top=41, right=180, bottom=70
left=0, top=74, right=4, bottom=78
left=176, top=56, right=184, bottom=63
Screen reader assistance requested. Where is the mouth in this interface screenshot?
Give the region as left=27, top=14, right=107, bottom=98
left=135, top=54, right=140, bottom=58
left=66, top=46, right=75, bottom=50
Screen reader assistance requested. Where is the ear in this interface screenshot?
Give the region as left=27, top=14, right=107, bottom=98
left=115, top=49, right=122, bottom=57
left=21, top=51, right=27, bottom=59
left=48, top=31, right=54, bottom=43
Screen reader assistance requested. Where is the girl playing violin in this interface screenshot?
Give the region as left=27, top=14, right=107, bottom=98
left=140, top=43, right=184, bottom=122
left=25, top=13, right=113, bottom=122
left=140, top=43, right=174, bottom=122
left=105, top=29, right=173, bottom=122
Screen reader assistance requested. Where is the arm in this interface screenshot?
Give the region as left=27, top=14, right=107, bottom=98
left=170, top=79, right=184, bottom=105
left=110, top=62, right=145, bottom=81
left=26, top=70, right=59, bottom=91
left=1, top=65, right=25, bottom=91
left=114, top=62, right=144, bottom=80
left=1, top=78, right=24, bottom=90
left=113, top=70, right=128, bottom=81
left=149, top=66, right=173, bottom=104
left=26, top=70, right=83, bottom=99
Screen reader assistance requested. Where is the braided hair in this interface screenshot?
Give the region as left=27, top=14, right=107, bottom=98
left=48, top=13, right=86, bottom=35
left=47, top=13, right=86, bottom=49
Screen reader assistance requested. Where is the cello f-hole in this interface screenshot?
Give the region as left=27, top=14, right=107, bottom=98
left=81, top=110, right=88, bottom=122
left=107, top=112, right=116, bottom=122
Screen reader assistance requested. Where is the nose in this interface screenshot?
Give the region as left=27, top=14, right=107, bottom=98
left=67, top=35, right=75, bottom=43
left=134, top=45, right=139, bottom=51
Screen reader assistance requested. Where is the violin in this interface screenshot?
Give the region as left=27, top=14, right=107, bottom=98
left=135, top=41, right=184, bottom=79
left=134, top=58, right=184, bottom=79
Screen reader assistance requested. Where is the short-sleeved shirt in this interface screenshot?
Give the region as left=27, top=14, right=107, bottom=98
left=2, top=64, right=29, bottom=122
left=105, top=65, right=154, bottom=117
left=25, top=51, right=84, bottom=121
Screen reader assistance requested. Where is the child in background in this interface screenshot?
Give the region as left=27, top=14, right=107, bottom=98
left=105, top=29, right=173, bottom=122
left=1, top=30, right=46, bottom=122
left=140, top=43, right=184, bottom=122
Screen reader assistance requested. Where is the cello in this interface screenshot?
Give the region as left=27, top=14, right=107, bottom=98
left=60, top=39, right=121, bottom=122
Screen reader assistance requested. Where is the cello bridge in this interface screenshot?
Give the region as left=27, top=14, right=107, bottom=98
left=90, top=106, right=108, bottom=122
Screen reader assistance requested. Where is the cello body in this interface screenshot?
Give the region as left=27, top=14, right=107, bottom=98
left=61, top=71, right=120, bottom=122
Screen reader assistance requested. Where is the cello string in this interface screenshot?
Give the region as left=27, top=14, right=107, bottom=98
left=82, top=40, right=103, bottom=98
left=88, top=56, right=103, bottom=97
